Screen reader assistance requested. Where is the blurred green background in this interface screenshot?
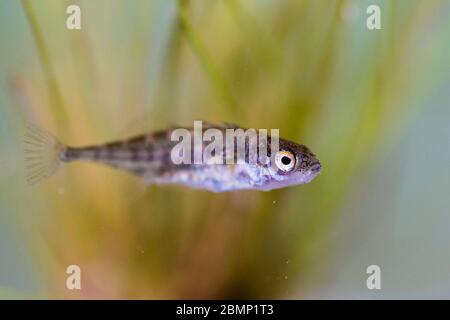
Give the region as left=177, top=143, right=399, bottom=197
left=0, top=0, right=449, bottom=299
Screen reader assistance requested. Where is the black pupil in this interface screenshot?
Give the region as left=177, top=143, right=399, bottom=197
left=281, top=156, right=291, bottom=166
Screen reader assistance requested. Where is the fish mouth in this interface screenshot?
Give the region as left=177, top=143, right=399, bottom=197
left=310, top=161, right=322, bottom=174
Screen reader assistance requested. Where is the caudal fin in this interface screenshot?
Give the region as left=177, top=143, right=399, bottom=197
left=23, top=123, right=65, bottom=185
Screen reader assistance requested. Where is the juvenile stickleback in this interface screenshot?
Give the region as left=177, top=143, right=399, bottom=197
left=24, top=122, right=321, bottom=192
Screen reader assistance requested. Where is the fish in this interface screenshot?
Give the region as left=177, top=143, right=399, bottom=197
left=23, top=122, right=321, bottom=192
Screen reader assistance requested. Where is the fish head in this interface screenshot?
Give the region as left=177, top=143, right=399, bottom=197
left=260, top=140, right=321, bottom=190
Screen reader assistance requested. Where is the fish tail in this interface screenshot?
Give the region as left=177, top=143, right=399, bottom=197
left=23, top=123, right=66, bottom=185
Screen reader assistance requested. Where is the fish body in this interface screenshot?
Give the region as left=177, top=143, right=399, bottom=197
left=24, top=123, right=321, bottom=192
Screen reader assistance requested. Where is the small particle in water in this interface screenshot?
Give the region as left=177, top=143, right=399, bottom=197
left=272, top=200, right=276, bottom=204
left=286, top=259, right=290, bottom=264
left=284, top=275, right=288, bottom=280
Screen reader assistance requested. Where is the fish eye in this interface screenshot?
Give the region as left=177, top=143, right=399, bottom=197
left=275, top=150, right=296, bottom=172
